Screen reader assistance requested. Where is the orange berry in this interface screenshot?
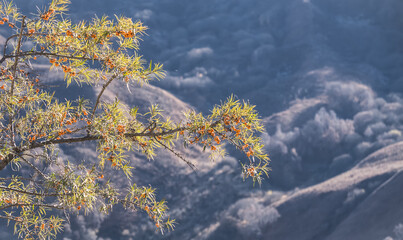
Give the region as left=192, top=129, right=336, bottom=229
left=246, top=148, right=254, bottom=157
left=248, top=167, right=255, bottom=177
left=41, top=14, right=50, bottom=21
left=0, top=21, right=4, bottom=25
left=62, top=65, right=71, bottom=73
left=117, top=125, right=125, bottom=133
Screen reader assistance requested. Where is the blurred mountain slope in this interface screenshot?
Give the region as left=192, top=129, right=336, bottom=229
left=262, top=141, right=403, bottom=240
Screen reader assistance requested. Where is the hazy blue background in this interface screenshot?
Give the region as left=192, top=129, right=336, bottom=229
left=2, top=0, right=403, bottom=239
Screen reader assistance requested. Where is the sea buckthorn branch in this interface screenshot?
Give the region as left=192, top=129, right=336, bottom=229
left=1, top=96, right=268, bottom=173
left=0, top=0, right=269, bottom=238
left=120, top=184, right=176, bottom=233
left=179, top=96, right=269, bottom=184
left=0, top=123, right=189, bottom=172
left=1, top=125, right=188, bottom=157
left=0, top=51, right=94, bottom=64
left=1, top=0, right=160, bottom=86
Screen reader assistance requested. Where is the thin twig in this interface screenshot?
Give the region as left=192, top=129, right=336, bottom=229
left=0, top=177, right=42, bottom=183
left=91, top=74, right=117, bottom=119
left=0, top=203, right=64, bottom=211
left=0, top=185, right=62, bottom=197
left=0, top=215, right=22, bottom=222
left=10, top=16, right=26, bottom=96
left=2, top=34, right=19, bottom=58
left=19, top=156, right=47, bottom=179
left=153, top=137, right=197, bottom=171
left=2, top=32, right=46, bottom=58
left=141, top=121, right=156, bottom=134
left=3, top=51, right=93, bottom=62
left=7, top=16, right=26, bottom=151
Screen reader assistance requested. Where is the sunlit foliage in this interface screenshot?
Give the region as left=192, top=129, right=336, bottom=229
left=0, top=0, right=269, bottom=238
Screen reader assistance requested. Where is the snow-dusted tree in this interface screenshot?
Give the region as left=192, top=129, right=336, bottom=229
left=0, top=0, right=269, bottom=238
